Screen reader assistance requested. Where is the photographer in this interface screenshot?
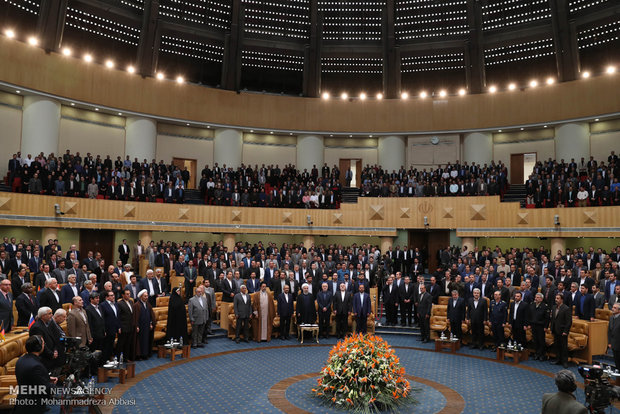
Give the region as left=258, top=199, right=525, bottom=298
left=608, top=303, right=620, bottom=369
left=14, top=335, right=58, bottom=414
left=29, top=307, right=63, bottom=370
left=542, top=370, right=587, bottom=414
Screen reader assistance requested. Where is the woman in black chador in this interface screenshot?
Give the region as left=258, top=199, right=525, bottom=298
left=166, top=287, right=188, bottom=343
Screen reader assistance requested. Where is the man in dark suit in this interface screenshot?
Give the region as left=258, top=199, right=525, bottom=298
left=138, top=270, right=162, bottom=308
left=221, top=272, right=237, bottom=303
left=28, top=307, right=62, bottom=370
left=399, top=276, right=414, bottom=327
left=15, top=283, right=38, bottom=327
left=417, top=284, right=432, bottom=342
left=117, top=289, right=136, bottom=361
left=11, top=267, right=29, bottom=298
left=316, top=282, right=332, bottom=338
left=466, top=288, right=487, bottom=349
left=575, top=284, right=595, bottom=321
left=507, top=291, right=528, bottom=346
left=86, top=293, right=105, bottom=353
left=38, top=278, right=61, bottom=314
left=382, top=276, right=399, bottom=326
left=233, top=285, right=252, bottom=343
left=550, top=293, right=572, bottom=368
left=100, top=290, right=121, bottom=363
left=277, top=285, right=294, bottom=340
left=14, top=335, right=58, bottom=414
left=447, top=290, right=466, bottom=340
left=0, top=278, right=14, bottom=332
left=608, top=303, right=620, bottom=370
left=352, top=284, right=371, bottom=334
left=541, top=276, right=557, bottom=307
left=428, top=276, right=441, bottom=304
left=183, top=260, right=198, bottom=304
left=592, top=285, right=605, bottom=309
left=332, top=282, right=352, bottom=339
left=118, top=239, right=130, bottom=265
left=488, top=290, right=507, bottom=351
left=527, top=292, right=550, bottom=361
left=60, top=274, right=80, bottom=304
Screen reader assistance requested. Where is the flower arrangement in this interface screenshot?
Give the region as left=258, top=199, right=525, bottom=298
left=313, top=334, right=414, bottom=413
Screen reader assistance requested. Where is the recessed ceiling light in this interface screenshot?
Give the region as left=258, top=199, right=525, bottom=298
left=105, top=60, right=114, bottom=69
left=607, top=66, right=616, bottom=74
left=594, top=118, right=599, bottom=122
left=156, top=72, right=164, bottom=80
left=359, top=92, right=367, bottom=100
left=582, top=71, right=590, bottom=78
left=376, top=92, right=383, bottom=100
left=439, top=90, right=447, bottom=98
left=520, top=127, right=524, bottom=130
left=546, top=77, right=555, bottom=85
left=5, top=29, right=15, bottom=39
left=186, top=123, right=190, bottom=126
left=127, top=65, right=135, bottom=74
left=400, top=92, right=409, bottom=99
left=70, top=102, right=75, bottom=106
left=27, top=36, right=38, bottom=46
left=118, top=112, right=122, bottom=116
left=322, top=92, right=330, bottom=100
left=489, top=86, right=497, bottom=93
left=498, top=130, right=502, bottom=132
left=250, top=130, right=254, bottom=133
left=176, top=76, right=184, bottom=84
left=270, top=131, right=274, bottom=134
left=289, top=132, right=293, bottom=135
left=349, top=135, right=353, bottom=137
left=62, top=47, right=71, bottom=56
left=420, top=91, right=427, bottom=99
left=83, top=54, right=93, bottom=63
left=458, top=88, right=466, bottom=96
left=94, top=108, right=99, bottom=111
left=340, top=92, right=348, bottom=100
left=508, top=83, right=516, bottom=91
left=544, top=125, right=548, bottom=128
left=15, top=90, right=20, bottom=94
left=529, top=80, right=538, bottom=88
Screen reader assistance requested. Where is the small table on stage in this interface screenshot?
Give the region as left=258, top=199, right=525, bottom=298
left=496, top=346, right=529, bottom=364
left=298, top=324, right=319, bottom=344
left=158, top=344, right=191, bottom=361
left=434, top=338, right=460, bottom=353
left=97, top=362, right=135, bottom=384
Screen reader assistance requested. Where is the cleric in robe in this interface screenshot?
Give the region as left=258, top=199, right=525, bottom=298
left=133, top=290, right=156, bottom=360
left=252, top=282, right=275, bottom=342
left=296, top=283, right=317, bottom=324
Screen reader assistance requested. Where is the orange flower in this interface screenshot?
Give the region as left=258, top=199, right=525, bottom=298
left=346, top=398, right=353, bottom=405
left=332, top=397, right=336, bottom=402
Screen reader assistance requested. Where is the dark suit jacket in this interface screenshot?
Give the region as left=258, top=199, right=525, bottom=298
left=398, top=283, right=414, bottom=302
left=574, top=293, right=595, bottom=320
left=14, top=353, right=54, bottom=413
left=467, top=297, right=488, bottom=324
left=60, top=284, right=80, bottom=304
left=277, top=292, right=294, bottom=318
left=333, top=290, right=352, bottom=315
left=382, top=284, right=399, bottom=305
left=15, top=293, right=38, bottom=326
left=608, top=315, right=620, bottom=351
left=233, top=293, right=252, bottom=318
left=353, top=292, right=371, bottom=317
left=100, top=300, right=121, bottom=335
left=28, top=320, right=62, bottom=370
left=86, top=305, right=105, bottom=340
left=447, top=297, right=466, bottom=323
left=0, top=292, right=13, bottom=331
left=551, top=303, right=572, bottom=335
left=38, top=289, right=61, bottom=313
left=509, top=301, right=528, bottom=328
left=117, top=299, right=135, bottom=333
left=417, top=291, right=432, bottom=319
left=221, top=278, right=237, bottom=303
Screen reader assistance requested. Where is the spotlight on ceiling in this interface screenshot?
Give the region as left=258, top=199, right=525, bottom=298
left=176, top=76, right=184, bottom=84
left=62, top=47, right=72, bottom=56
left=322, top=92, right=330, bottom=100
left=83, top=54, right=93, bottom=63
left=105, top=60, right=114, bottom=69
left=340, top=92, right=348, bottom=100
left=359, top=92, right=367, bottom=100
left=458, top=88, right=466, bottom=96
left=419, top=91, right=427, bottom=99
left=375, top=92, right=383, bottom=100
left=582, top=71, right=590, bottom=78
left=607, top=66, right=616, bottom=74
left=4, top=29, right=16, bottom=39
left=508, top=83, right=516, bottom=91
left=546, top=77, right=555, bottom=85
left=488, top=85, right=497, bottom=93
left=27, top=36, right=38, bottom=46
left=156, top=72, right=164, bottom=80
left=439, top=90, right=447, bottom=98
left=529, top=80, right=538, bottom=88
left=400, top=92, right=409, bottom=99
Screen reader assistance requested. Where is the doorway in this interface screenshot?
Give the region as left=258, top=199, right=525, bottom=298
left=408, top=229, right=449, bottom=273
left=80, top=229, right=114, bottom=264
left=510, top=152, right=537, bottom=184
left=172, top=158, right=197, bottom=189
left=338, top=159, right=362, bottom=187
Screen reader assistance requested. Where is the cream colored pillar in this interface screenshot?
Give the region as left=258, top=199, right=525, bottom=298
left=462, top=237, right=475, bottom=254
left=380, top=237, right=394, bottom=255
left=302, top=235, right=315, bottom=249
left=223, top=233, right=236, bottom=251
left=138, top=231, right=152, bottom=246
left=550, top=238, right=566, bottom=258
left=138, top=231, right=152, bottom=275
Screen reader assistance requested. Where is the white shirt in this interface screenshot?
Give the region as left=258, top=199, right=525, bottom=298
left=147, top=279, right=155, bottom=296
left=242, top=294, right=247, bottom=304
left=513, top=301, right=520, bottom=319
left=360, top=294, right=364, bottom=306
left=107, top=300, right=117, bottom=316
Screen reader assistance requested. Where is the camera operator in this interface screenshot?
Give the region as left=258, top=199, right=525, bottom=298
left=14, top=335, right=58, bottom=414
left=607, top=303, right=620, bottom=369
left=542, top=370, right=587, bottom=414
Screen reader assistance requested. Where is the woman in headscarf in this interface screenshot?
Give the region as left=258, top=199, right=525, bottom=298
left=166, top=287, right=188, bottom=343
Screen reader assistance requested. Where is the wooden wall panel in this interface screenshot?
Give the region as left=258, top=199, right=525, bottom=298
left=0, top=193, right=618, bottom=237
left=0, top=37, right=619, bottom=134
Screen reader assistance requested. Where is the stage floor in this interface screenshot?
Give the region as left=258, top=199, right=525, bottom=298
left=92, top=334, right=620, bottom=414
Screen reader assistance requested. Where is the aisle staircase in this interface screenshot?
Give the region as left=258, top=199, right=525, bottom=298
left=341, top=187, right=360, bottom=203
left=502, top=184, right=526, bottom=207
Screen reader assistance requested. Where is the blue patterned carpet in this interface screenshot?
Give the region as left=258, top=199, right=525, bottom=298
left=97, top=334, right=620, bottom=414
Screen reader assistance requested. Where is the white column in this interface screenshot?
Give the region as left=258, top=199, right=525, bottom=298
left=214, top=129, right=243, bottom=169
left=550, top=238, right=566, bottom=258
left=378, top=136, right=406, bottom=172
left=296, top=135, right=324, bottom=173
left=461, top=237, right=475, bottom=254
left=555, top=123, right=589, bottom=162
left=463, top=132, right=492, bottom=166
left=21, top=96, right=60, bottom=156
left=125, top=117, right=157, bottom=161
